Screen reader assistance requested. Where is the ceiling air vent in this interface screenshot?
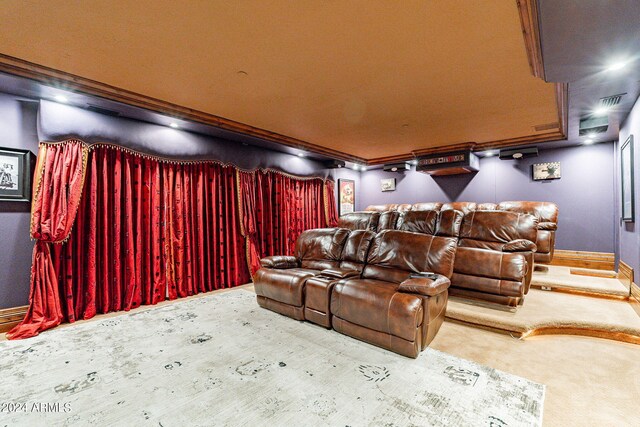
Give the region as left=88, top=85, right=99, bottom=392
left=599, top=93, right=626, bottom=108
left=86, top=104, right=121, bottom=117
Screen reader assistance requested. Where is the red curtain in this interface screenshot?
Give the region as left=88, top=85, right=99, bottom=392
left=9, top=141, right=339, bottom=338
left=324, top=179, right=339, bottom=227
left=8, top=141, right=88, bottom=339
left=253, top=170, right=329, bottom=261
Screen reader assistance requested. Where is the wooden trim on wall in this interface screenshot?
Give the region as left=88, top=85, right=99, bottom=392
left=618, top=260, right=634, bottom=293
left=516, top=0, right=545, bottom=79
left=0, top=305, right=27, bottom=334
left=549, top=250, right=616, bottom=271
left=630, top=282, right=640, bottom=318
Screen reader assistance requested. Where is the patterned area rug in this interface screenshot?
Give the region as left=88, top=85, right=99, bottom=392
left=0, top=290, right=544, bottom=426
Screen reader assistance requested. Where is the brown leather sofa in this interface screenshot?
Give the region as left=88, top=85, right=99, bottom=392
left=337, top=211, right=380, bottom=231
left=254, top=228, right=350, bottom=319
left=441, top=202, right=477, bottom=214
left=254, top=228, right=455, bottom=358
left=331, top=230, right=457, bottom=358
left=451, top=211, right=538, bottom=307
left=477, top=202, right=498, bottom=210
left=497, top=201, right=559, bottom=263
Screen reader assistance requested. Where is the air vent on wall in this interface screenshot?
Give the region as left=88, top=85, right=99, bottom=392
left=599, top=93, right=626, bottom=108
left=86, top=104, right=121, bottom=117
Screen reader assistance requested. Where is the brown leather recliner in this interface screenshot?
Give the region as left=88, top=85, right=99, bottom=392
left=450, top=211, right=538, bottom=307
left=378, top=211, right=401, bottom=230
left=364, top=204, right=397, bottom=212
left=254, top=228, right=350, bottom=320
left=331, top=230, right=457, bottom=358
left=304, top=230, right=376, bottom=327
left=497, top=201, right=559, bottom=263
left=441, top=202, right=477, bottom=214
left=397, top=209, right=439, bottom=234
left=411, top=202, right=443, bottom=212
left=337, top=212, right=380, bottom=231
left=477, top=202, right=498, bottom=211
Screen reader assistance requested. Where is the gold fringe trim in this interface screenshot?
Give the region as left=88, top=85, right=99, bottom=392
left=40, top=139, right=333, bottom=182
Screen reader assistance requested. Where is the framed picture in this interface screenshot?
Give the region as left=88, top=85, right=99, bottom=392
left=0, top=147, right=33, bottom=202
left=380, top=178, right=396, bottom=192
left=338, top=179, right=355, bottom=216
left=532, top=162, right=561, bottom=181
left=621, top=135, right=634, bottom=222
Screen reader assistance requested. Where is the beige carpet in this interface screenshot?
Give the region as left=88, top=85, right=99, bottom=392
left=431, top=321, right=640, bottom=427
left=531, top=265, right=629, bottom=298
left=446, top=289, right=640, bottom=344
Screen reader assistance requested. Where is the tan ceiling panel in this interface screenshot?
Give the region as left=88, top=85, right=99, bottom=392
left=0, top=0, right=559, bottom=160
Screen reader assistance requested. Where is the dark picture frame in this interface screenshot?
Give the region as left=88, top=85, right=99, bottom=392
left=0, top=147, right=33, bottom=202
left=621, top=135, right=635, bottom=222
left=338, top=178, right=355, bottom=216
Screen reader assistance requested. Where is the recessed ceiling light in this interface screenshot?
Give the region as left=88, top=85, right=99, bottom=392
left=587, top=132, right=597, bottom=138
left=391, top=167, right=398, bottom=172
left=169, top=122, right=179, bottom=128
left=484, top=150, right=497, bottom=157
left=297, top=152, right=305, bottom=157
left=361, top=166, right=368, bottom=171
left=606, top=60, right=628, bottom=72
left=54, top=95, right=68, bottom=103
left=593, top=106, right=609, bottom=116
left=584, top=138, right=594, bottom=144
left=512, top=152, right=523, bottom=159
left=410, top=160, right=418, bottom=165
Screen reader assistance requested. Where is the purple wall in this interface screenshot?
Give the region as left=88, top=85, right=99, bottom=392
left=0, top=94, right=39, bottom=309
left=359, top=143, right=617, bottom=253
left=617, top=94, right=640, bottom=276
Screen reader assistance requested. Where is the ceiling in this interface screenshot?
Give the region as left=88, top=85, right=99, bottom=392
left=0, top=0, right=561, bottom=163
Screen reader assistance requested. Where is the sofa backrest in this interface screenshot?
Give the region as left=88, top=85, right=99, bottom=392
left=497, top=201, right=559, bottom=224
left=435, top=209, right=464, bottom=237
left=411, top=202, right=443, bottom=212
left=337, top=212, right=380, bottom=231
left=441, top=202, right=477, bottom=214
left=396, top=204, right=412, bottom=212
left=364, top=204, right=396, bottom=212
left=339, top=230, right=376, bottom=272
left=363, top=230, right=458, bottom=283
left=477, top=202, right=498, bottom=211
left=295, top=228, right=350, bottom=270
left=458, top=211, right=538, bottom=250
left=398, top=210, right=439, bottom=235
left=378, top=211, right=401, bottom=230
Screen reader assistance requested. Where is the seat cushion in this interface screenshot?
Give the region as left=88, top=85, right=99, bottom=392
left=254, top=267, right=319, bottom=306
left=331, top=279, right=423, bottom=342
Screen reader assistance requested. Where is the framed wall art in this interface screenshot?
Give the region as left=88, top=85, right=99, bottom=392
left=532, top=162, right=561, bottom=181
left=621, top=135, right=634, bottom=222
left=380, top=178, right=396, bottom=192
left=0, top=147, right=33, bottom=202
left=338, top=178, right=355, bottom=216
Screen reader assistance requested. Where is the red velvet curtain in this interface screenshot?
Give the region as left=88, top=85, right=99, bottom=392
left=8, top=141, right=88, bottom=339
left=253, top=170, right=329, bottom=261
left=9, top=144, right=250, bottom=339
left=324, top=179, right=339, bottom=227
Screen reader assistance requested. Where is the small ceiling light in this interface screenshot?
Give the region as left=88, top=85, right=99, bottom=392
left=584, top=138, right=594, bottom=145
left=587, top=132, right=597, bottom=138
left=169, top=122, right=179, bottom=128
left=361, top=166, right=367, bottom=171
left=297, top=152, right=305, bottom=157
left=512, top=152, right=523, bottom=159
left=593, top=106, right=609, bottom=116
left=484, top=151, right=497, bottom=157
left=606, top=60, right=628, bottom=72
left=54, top=95, right=68, bottom=103
left=390, top=167, right=398, bottom=172
left=410, top=160, right=418, bottom=165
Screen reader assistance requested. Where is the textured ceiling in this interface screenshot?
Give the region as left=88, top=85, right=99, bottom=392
left=0, top=0, right=559, bottom=161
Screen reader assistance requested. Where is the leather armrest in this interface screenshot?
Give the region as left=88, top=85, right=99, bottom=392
left=320, top=268, right=360, bottom=279
left=398, top=275, right=450, bottom=297
left=502, top=239, right=537, bottom=252
left=259, top=255, right=299, bottom=269
left=538, top=222, right=557, bottom=231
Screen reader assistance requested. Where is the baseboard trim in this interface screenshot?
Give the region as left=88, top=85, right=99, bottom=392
left=631, top=282, right=640, bottom=318
left=549, top=250, right=615, bottom=271
left=0, top=305, right=27, bottom=333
